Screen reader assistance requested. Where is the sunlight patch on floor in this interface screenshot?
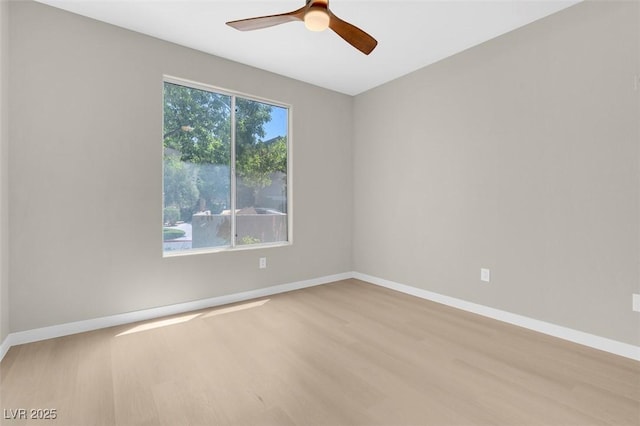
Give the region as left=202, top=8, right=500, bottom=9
left=117, top=313, right=202, bottom=336
left=200, top=299, right=270, bottom=319
left=116, top=299, right=270, bottom=336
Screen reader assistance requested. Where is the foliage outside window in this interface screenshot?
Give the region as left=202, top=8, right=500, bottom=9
left=163, top=79, right=289, bottom=255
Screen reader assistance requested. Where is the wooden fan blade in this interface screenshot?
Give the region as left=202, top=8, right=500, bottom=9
left=226, top=6, right=307, bottom=31
left=328, top=11, right=377, bottom=55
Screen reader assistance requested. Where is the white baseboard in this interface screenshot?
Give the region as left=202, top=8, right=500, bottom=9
left=2, top=271, right=638, bottom=363
left=353, top=272, right=640, bottom=362
left=0, top=333, right=10, bottom=361
left=0, top=272, right=351, bottom=362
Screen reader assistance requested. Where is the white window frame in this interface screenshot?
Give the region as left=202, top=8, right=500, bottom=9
left=162, top=75, right=293, bottom=257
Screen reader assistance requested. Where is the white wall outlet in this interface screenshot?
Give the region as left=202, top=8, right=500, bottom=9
left=633, top=294, right=640, bottom=312
left=480, top=268, right=490, bottom=283
left=259, top=257, right=267, bottom=269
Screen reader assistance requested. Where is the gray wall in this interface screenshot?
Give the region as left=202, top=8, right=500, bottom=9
left=0, top=0, right=9, bottom=343
left=353, top=1, right=640, bottom=345
left=8, top=1, right=352, bottom=332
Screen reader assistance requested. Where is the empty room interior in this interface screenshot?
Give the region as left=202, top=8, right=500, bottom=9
left=0, top=0, right=639, bottom=425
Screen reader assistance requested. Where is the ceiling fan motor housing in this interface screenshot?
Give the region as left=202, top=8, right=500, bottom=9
left=305, top=1, right=330, bottom=31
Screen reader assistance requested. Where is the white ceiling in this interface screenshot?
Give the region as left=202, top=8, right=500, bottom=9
left=35, top=0, right=581, bottom=96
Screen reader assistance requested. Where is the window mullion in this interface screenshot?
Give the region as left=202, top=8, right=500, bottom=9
left=230, top=95, right=237, bottom=248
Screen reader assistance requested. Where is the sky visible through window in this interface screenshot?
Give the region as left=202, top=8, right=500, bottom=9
left=263, top=106, right=287, bottom=141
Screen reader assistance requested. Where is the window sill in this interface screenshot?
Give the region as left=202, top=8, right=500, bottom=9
left=162, top=241, right=292, bottom=258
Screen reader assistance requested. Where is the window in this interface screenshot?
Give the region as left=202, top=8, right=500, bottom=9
left=162, top=78, right=290, bottom=255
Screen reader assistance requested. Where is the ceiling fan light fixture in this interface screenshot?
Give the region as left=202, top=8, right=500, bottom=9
left=304, top=9, right=330, bottom=32
left=226, top=0, right=377, bottom=55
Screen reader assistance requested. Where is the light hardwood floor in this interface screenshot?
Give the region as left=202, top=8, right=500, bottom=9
left=1, top=279, right=639, bottom=425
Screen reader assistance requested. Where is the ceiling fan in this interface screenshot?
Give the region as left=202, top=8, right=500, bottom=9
left=226, top=0, right=378, bottom=55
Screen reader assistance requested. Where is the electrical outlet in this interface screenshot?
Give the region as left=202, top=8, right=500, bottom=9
left=480, top=268, right=490, bottom=283
left=259, top=257, right=267, bottom=269
left=633, top=294, right=640, bottom=312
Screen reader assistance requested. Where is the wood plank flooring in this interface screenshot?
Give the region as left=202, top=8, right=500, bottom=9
left=1, top=279, right=638, bottom=425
